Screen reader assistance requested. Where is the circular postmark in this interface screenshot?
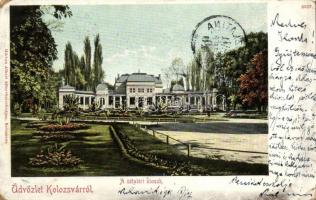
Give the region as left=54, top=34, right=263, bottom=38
left=191, top=15, right=246, bottom=55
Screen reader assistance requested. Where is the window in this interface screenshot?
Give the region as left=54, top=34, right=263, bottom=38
left=138, top=88, right=144, bottom=93
left=147, top=97, right=153, bottom=105
left=129, top=88, right=136, bottom=93
left=150, top=88, right=153, bottom=93
left=130, top=97, right=135, bottom=105
left=100, top=98, right=105, bottom=106
left=109, top=96, right=113, bottom=105
left=85, top=97, right=90, bottom=105
left=115, top=97, right=120, bottom=108
left=80, top=97, right=84, bottom=105
left=138, top=97, right=144, bottom=107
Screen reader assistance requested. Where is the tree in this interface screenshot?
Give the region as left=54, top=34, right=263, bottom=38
left=84, top=36, right=92, bottom=90
left=93, top=34, right=104, bottom=90
left=195, top=46, right=215, bottom=91
left=10, top=6, right=72, bottom=112
left=239, top=51, right=268, bottom=112
left=64, top=42, right=74, bottom=85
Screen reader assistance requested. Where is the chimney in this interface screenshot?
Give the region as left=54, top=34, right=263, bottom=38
left=158, top=74, right=161, bottom=79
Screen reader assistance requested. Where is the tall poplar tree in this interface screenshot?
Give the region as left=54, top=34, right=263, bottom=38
left=64, top=42, right=74, bottom=85
left=84, top=36, right=92, bottom=90
left=93, top=34, right=104, bottom=90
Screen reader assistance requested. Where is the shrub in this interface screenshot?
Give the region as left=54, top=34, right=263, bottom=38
left=29, top=144, right=82, bottom=167
left=13, top=103, right=21, bottom=116
left=39, top=123, right=89, bottom=132
left=37, top=109, right=48, bottom=121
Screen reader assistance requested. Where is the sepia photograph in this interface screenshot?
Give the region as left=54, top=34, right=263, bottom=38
left=10, top=3, right=268, bottom=177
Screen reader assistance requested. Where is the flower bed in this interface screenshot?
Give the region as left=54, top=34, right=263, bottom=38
left=112, top=126, right=207, bottom=175
left=39, top=123, right=89, bottom=132
left=29, top=146, right=82, bottom=167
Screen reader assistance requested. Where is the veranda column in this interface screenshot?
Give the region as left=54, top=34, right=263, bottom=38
left=127, top=97, right=130, bottom=108
left=83, top=96, right=86, bottom=109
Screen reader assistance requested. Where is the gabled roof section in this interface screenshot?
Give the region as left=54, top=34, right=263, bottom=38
left=127, top=73, right=156, bottom=82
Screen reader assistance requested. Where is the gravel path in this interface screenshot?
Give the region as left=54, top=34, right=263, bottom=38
left=152, top=119, right=268, bottom=164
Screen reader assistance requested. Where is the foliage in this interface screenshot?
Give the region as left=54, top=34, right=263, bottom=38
left=239, top=51, right=268, bottom=112
left=84, top=36, right=92, bottom=90
left=29, top=144, right=82, bottom=167
left=184, top=32, right=267, bottom=98
left=37, top=108, right=48, bottom=121
left=10, top=6, right=71, bottom=112
left=93, top=34, right=104, bottom=90
left=39, top=123, right=89, bottom=132
left=62, top=35, right=104, bottom=91
left=227, top=94, right=240, bottom=110
left=59, top=94, right=79, bottom=124
left=13, top=103, right=22, bottom=116
left=88, top=101, right=101, bottom=112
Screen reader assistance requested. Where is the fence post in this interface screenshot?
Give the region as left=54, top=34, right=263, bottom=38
left=166, top=135, right=169, bottom=144
left=187, top=144, right=191, bottom=157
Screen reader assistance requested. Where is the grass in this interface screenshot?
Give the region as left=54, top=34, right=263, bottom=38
left=11, top=119, right=166, bottom=176
left=117, top=124, right=268, bottom=175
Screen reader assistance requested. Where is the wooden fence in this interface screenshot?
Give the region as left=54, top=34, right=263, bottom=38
left=134, top=123, right=192, bottom=157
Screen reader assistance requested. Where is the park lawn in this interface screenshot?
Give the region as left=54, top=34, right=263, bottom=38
left=11, top=119, right=166, bottom=176
left=118, top=124, right=268, bottom=175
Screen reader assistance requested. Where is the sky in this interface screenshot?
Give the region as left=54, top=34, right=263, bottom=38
left=46, top=3, right=267, bottom=85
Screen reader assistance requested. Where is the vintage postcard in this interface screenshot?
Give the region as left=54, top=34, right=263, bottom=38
left=0, top=0, right=315, bottom=200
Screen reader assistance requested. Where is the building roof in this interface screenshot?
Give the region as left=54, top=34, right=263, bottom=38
left=75, top=90, right=95, bottom=95
left=116, top=74, right=129, bottom=83
left=96, top=83, right=108, bottom=91
left=59, top=85, right=75, bottom=90
left=116, top=72, right=163, bottom=84
left=172, top=84, right=185, bottom=91
left=127, top=73, right=156, bottom=82
left=155, top=77, right=163, bottom=84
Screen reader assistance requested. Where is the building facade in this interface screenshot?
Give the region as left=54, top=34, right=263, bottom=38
left=59, top=72, right=222, bottom=111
